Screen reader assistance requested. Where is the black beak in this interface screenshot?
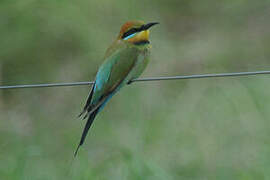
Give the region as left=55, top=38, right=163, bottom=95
left=142, top=22, right=159, bottom=30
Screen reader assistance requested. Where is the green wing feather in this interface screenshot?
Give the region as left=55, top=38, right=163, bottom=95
left=75, top=41, right=150, bottom=156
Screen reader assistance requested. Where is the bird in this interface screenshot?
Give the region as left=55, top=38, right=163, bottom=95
left=74, top=20, right=159, bottom=156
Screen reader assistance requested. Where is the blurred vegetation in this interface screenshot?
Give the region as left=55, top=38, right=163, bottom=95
left=1, top=0, right=270, bottom=179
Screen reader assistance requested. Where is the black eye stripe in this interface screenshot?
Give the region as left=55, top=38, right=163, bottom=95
left=122, top=28, right=139, bottom=39
left=121, top=23, right=159, bottom=39
left=122, top=25, right=146, bottom=39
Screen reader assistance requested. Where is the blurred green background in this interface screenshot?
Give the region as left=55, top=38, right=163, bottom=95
left=1, top=0, right=270, bottom=179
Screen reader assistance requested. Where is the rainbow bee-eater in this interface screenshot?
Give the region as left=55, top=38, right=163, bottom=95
left=75, top=21, right=159, bottom=156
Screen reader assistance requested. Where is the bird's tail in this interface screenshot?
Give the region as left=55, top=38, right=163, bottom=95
left=74, top=107, right=100, bottom=157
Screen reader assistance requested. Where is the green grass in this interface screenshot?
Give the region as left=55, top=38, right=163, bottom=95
left=1, top=0, right=270, bottom=179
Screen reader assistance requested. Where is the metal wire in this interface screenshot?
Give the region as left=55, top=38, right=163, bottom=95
left=0, top=81, right=94, bottom=89
left=1, top=70, right=270, bottom=90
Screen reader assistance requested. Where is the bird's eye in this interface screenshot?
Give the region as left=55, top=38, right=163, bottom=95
left=123, top=32, right=137, bottom=40
left=122, top=28, right=139, bottom=40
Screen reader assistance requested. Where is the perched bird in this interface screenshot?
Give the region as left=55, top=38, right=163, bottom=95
left=75, top=21, right=159, bottom=156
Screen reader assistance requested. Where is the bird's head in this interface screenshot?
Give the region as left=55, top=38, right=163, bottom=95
left=118, top=21, right=159, bottom=44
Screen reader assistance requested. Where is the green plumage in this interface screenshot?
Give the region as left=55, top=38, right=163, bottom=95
left=75, top=40, right=150, bottom=156
left=93, top=41, right=150, bottom=105
left=74, top=21, right=158, bottom=156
